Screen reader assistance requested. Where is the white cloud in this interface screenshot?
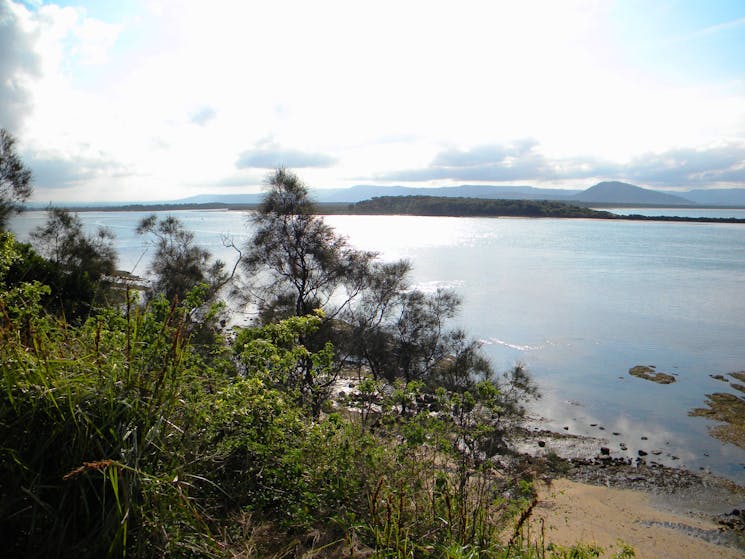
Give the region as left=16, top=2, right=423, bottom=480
left=5, top=0, right=745, bottom=201
left=236, top=139, right=337, bottom=169
left=0, top=0, right=41, bottom=131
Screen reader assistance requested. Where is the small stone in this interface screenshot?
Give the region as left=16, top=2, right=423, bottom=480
left=590, top=423, right=597, bottom=427
left=600, top=447, right=611, bottom=456
left=563, top=426, right=569, bottom=431
left=598, top=426, right=605, bottom=430
left=612, top=432, right=621, bottom=436
left=638, top=450, right=648, bottom=457
left=538, top=440, right=546, bottom=448
left=641, top=436, right=648, bottom=440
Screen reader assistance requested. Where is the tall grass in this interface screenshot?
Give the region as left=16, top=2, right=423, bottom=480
left=0, top=287, right=226, bottom=558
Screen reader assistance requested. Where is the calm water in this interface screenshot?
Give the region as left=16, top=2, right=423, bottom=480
left=9, top=210, right=745, bottom=481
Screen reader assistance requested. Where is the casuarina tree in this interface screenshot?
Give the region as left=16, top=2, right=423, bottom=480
left=240, top=168, right=376, bottom=322
left=137, top=214, right=229, bottom=303
left=24, top=207, right=117, bottom=321
left=0, top=129, right=33, bottom=230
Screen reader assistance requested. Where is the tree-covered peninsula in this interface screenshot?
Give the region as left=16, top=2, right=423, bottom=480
left=345, top=195, right=615, bottom=218
left=340, top=195, right=745, bottom=223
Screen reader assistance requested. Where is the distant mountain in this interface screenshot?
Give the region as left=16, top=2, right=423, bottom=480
left=680, top=188, right=745, bottom=207
left=50, top=180, right=745, bottom=209
left=572, top=181, right=694, bottom=206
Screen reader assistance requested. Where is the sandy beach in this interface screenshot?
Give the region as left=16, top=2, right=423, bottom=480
left=531, top=478, right=744, bottom=558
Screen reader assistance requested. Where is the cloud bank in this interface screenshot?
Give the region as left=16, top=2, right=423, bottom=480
left=0, top=1, right=41, bottom=131
left=4, top=1, right=744, bottom=201
left=29, top=152, right=131, bottom=189
left=380, top=141, right=745, bottom=188
left=236, top=140, right=337, bottom=170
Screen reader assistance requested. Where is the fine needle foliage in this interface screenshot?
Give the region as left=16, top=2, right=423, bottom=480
left=0, top=129, right=33, bottom=229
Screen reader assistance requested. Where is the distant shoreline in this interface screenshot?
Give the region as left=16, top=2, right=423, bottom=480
left=23, top=199, right=745, bottom=224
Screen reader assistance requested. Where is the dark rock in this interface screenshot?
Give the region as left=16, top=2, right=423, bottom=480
left=638, top=450, right=648, bottom=457
left=730, top=383, right=745, bottom=394
left=629, top=364, right=676, bottom=384
left=641, top=436, right=648, bottom=440
left=717, top=508, right=745, bottom=531
left=538, top=440, right=546, bottom=448
left=600, top=447, right=610, bottom=455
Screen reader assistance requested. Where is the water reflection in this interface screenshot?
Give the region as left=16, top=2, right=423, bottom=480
left=8, top=210, right=745, bottom=481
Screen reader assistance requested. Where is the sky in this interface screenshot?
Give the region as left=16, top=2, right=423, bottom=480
left=1, top=0, right=744, bottom=203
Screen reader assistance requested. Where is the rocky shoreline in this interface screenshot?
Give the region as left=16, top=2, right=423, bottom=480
left=511, top=423, right=745, bottom=551
left=333, top=372, right=745, bottom=550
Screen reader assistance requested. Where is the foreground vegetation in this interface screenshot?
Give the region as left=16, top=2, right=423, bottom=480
left=1, top=134, right=634, bottom=557
left=0, top=235, right=628, bottom=559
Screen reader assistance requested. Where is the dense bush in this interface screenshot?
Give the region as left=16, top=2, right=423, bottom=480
left=0, top=234, right=537, bottom=557
left=0, top=161, right=620, bottom=557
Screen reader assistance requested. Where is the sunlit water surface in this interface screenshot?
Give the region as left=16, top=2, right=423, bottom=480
left=9, top=210, right=745, bottom=481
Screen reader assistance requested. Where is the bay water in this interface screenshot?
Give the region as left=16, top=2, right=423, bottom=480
left=9, top=210, right=745, bottom=481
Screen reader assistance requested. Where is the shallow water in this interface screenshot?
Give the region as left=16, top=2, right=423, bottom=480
left=9, top=210, right=745, bottom=482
